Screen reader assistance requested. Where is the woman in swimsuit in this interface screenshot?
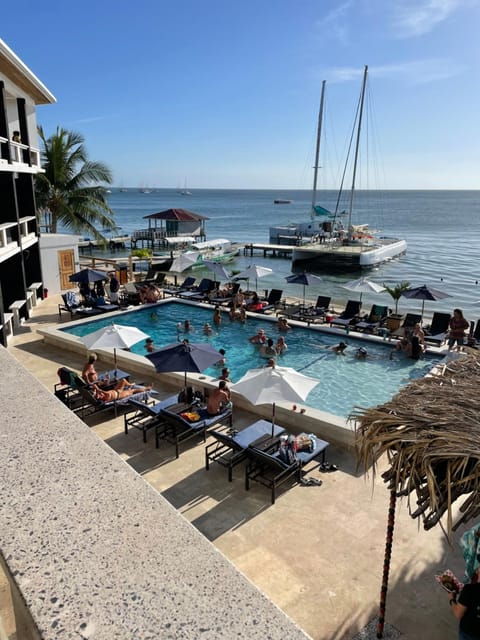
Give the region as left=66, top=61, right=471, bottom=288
left=92, top=380, right=153, bottom=402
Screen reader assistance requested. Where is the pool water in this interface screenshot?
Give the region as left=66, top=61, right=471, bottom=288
left=62, top=302, right=438, bottom=417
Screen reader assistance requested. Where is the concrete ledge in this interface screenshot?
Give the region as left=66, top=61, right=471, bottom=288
left=0, top=347, right=310, bottom=639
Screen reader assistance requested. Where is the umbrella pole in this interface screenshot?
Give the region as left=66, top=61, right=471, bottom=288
left=271, top=402, right=275, bottom=437
left=114, top=348, right=117, bottom=377
left=376, top=489, right=397, bottom=639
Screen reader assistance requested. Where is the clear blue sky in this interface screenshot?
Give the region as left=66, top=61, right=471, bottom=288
left=2, top=0, right=478, bottom=189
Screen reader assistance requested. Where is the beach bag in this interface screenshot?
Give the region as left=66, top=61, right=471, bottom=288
left=296, top=434, right=316, bottom=453
left=278, top=435, right=297, bottom=465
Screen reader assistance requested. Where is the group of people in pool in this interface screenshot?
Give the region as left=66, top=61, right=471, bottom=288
left=248, top=328, right=288, bottom=362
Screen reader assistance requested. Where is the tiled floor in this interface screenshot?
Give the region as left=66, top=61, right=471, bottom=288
left=6, top=295, right=467, bottom=640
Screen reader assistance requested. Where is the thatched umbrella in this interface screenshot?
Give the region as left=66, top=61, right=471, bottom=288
left=352, top=349, right=480, bottom=637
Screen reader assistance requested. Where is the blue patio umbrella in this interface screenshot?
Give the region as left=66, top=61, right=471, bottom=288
left=146, top=341, right=223, bottom=387
left=69, top=268, right=109, bottom=284
left=400, top=284, right=451, bottom=318
left=285, top=272, right=323, bottom=307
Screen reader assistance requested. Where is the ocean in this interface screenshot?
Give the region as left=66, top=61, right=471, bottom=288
left=98, top=188, right=480, bottom=320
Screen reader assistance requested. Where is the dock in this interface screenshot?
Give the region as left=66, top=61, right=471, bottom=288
left=78, top=235, right=131, bottom=252
left=243, top=243, right=295, bottom=258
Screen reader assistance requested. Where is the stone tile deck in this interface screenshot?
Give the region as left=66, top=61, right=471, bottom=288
left=4, top=295, right=468, bottom=639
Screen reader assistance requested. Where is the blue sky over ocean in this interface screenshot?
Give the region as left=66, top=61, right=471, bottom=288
left=2, top=0, right=478, bottom=189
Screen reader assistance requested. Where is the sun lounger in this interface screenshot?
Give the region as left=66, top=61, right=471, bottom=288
left=330, top=300, right=362, bottom=329
left=124, top=394, right=178, bottom=442
left=58, top=291, right=104, bottom=319
left=54, top=368, right=87, bottom=409
left=424, top=312, right=451, bottom=347
left=205, top=419, right=285, bottom=481
left=177, top=278, right=216, bottom=301
left=258, top=289, right=283, bottom=314
left=355, top=304, right=389, bottom=333
left=163, top=276, right=197, bottom=298
left=73, top=385, right=153, bottom=420
left=392, top=313, right=422, bottom=337
left=155, top=404, right=233, bottom=458
left=245, top=433, right=330, bottom=504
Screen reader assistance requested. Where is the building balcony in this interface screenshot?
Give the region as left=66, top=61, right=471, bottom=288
left=0, top=221, right=20, bottom=261
left=0, top=136, right=42, bottom=173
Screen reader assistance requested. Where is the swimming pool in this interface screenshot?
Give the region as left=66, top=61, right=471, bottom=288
left=61, top=301, right=438, bottom=417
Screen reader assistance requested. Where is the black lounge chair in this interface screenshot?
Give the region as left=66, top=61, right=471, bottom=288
left=392, top=313, right=422, bottom=337
left=330, top=300, right=362, bottom=329
left=469, top=319, right=480, bottom=347
left=54, top=368, right=87, bottom=409
left=258, top=289, right=283, bottom=314
left=424, top=312, right=451, bottom=346
left=155, top=404, right=233, bottom=458
left=355, top=304, right=389, bottom=333
left=124, top=393, right=178, bottom=442
left=177, top=278, right=215, bottom=301
left=163, top=276, right=197, bottom=297
left=245, top=434, right=330, bottom=504
left=314, top=295, right=331, bottom=314
left=205, top=419, right=285, bottom=481
left=58, top=292, right=104, bottom=319
left=73, top=385, right=154, bottom=420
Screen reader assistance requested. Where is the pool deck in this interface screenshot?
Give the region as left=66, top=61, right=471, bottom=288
left=3, top=294, right=467, bottom=639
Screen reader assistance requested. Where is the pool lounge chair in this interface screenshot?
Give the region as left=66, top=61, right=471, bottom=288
left=177, top=278, right=216, bottom=301
left=120, top=282, right=142, bottom=306
left=330, top=300, right=362, bottom=329
left=424, top=312, right=451, bottom=347
left=74, top=385, right=154, bottom=420
left=54, top=368, right=87, bottom=409
left=258, top=289, right=283, bottom=314
left=355, top=304, right=389, bottom=333
left=58, top=292, right=104, bottom=319
left=155, top=404, right=233, bottom=458
left=205, top=419, right=286, bottom=481
left=163, top=276, right=196, bottom=298
left=245, top=434, right=330, bottom=504
left=124, top=393, right=178, bottom=442
left=392, top=313, right=422, bottom=337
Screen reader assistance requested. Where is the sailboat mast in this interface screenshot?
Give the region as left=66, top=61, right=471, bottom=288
left=311, top=80, right=326, bottom=218
left=347, top=65, right=368, bottom=240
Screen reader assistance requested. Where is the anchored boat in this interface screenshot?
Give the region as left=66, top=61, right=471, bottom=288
left=272, top=68, right=407, bottom=271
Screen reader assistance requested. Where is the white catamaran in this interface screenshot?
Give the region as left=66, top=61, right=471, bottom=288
left=270, top=67, right=407, bottom=271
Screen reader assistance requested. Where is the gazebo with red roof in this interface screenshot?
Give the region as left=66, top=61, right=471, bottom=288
left=132, top=209, right=209, bottom=250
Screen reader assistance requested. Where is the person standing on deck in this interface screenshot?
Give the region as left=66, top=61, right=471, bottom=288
left=448, top=309, right=469, bottom=352
left=108, top=271, right=120, bottom=303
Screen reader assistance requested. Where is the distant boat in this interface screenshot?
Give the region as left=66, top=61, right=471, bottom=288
left=180, top=178, right=192, bottom=196
left=273, top=199, right=292, bottom=204
left=119, top=188, right=128, bottom=192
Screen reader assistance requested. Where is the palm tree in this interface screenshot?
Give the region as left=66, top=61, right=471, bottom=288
left=35, top=126, right=117, bottom=240
left=383, top=281, right=411, bottom=314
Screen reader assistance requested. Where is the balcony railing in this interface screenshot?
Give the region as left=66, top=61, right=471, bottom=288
left=0, top=136, right=41, bottom=170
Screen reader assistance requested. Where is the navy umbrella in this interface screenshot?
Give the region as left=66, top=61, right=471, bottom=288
left=146, top=341, right=223, bottom=387
left=285, top=272, right=323, bottom=307
left=69, top=268, right=109, bottom=284
left=400, top=284, right=451, bottom=318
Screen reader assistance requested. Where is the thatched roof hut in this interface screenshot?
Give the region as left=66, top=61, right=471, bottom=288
left=354, top=350, right=480, bottom=541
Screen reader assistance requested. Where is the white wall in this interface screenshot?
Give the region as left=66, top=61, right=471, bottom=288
left=39, top=233, right=81, bottom=295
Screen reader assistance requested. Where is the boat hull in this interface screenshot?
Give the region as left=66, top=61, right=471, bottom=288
left=292, top=238, right=407, bottom=271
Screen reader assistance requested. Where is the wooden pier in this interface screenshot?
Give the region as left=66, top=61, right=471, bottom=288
left=243, top=243, right=294, bottom=259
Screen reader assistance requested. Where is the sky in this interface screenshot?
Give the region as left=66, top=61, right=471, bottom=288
left=2, top=0, right=479, bottom=189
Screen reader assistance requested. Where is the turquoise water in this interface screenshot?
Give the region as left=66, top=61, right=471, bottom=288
left=62, top=301, right=438, bottom=417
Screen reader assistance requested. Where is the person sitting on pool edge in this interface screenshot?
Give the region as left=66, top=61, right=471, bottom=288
left=207, top=380, right=232, bottom=416
left=92, top=380, right=153, bottom=402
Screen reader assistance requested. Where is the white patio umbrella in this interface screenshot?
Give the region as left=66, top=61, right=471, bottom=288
left=231, top=366, right=319, bottom=435
left=169, top=251, right=200, bottom=273
left=233, top=265, right=273, bottom=291
left=341, top=276, right=386, bottom=302
left=82, top=323, right=150, bottom=372
left=203, top=260, right=231, bottom=282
